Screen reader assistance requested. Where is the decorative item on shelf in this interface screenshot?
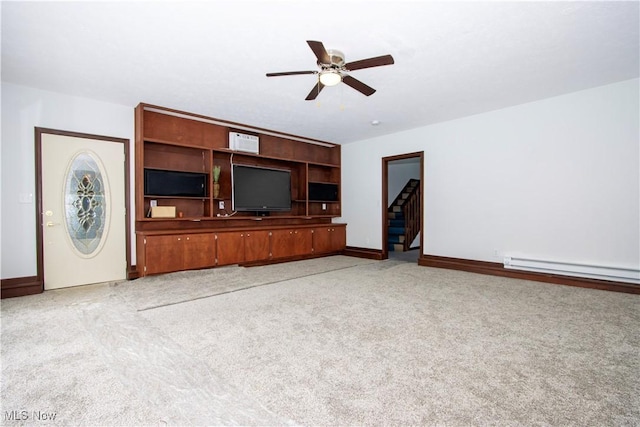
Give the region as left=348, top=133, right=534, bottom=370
left=150, top=206, right=176, bottom=218
left=212, top=165, right=221, bottom=198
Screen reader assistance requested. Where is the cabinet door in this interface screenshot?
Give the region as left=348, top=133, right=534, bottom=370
left=271, top=228, right=313, bottom=259
left=313, top=226, right=346, bottom=254
left=244, top=230, right=271, bottom=262
left=330, top=225, right=346, bottom=252
left=293, top=228, right=313, bottom=257
left=144, top=234, right=184, bottom=275
left=312, top=227, right=333, bottom=254
left=215, top=232, right=245, bottom=266
left=183, top=233, right=216, bottom=270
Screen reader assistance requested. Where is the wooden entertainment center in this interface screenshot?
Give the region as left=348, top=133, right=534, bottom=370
left=134, top=103, right=345, bottom=276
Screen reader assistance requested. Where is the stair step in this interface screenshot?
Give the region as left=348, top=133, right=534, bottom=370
left=388, top=219, right=404, bottom=227
left=392, top=243, right=405, bottom=252
left=388, top=226, right=405, bottom=235
left=388, top=236, right=402, bottom=244
left=388, top=234, right=405, bottom=242
left=392, top=206, right=401, bottom=212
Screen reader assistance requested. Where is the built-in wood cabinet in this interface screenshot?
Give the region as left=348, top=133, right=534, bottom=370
left=215, top=230, right=271, bottom=266
left=136, top=224, right=346, bottom=276
left=214, top=232, right=245, bottom=266
left=134, top=103, right=346, bottom=276
left=271, top=228, right=313, bottom=259
left=140, top=233, right=216, bottom=275
left=312, top=226, right=347, bottom=254
left=135, top=103, right=341, bottom=223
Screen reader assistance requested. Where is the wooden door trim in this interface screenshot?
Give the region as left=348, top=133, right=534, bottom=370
left=34, top=127, right=131, bottom=293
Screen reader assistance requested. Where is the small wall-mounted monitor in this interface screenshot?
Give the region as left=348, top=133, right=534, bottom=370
left=308, top=182, right=339, bottom=202
left=144, top=169, right=207, bottom=198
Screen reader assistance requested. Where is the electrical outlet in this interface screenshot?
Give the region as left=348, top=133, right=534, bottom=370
left=150, top=200, right=157, bottom=207
left=322, top=203, right=327, bottom=210
left=219, top=201, right=225, bottom=210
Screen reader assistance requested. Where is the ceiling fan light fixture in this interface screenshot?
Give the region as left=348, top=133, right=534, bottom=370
left=319, top=70, right=342, bottom=87
left=266, top=40, right=394, bottom=100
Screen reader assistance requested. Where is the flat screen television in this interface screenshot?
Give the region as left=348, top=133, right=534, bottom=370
left=144, top=168, right=207, bottom=198
left=308, top=182, right=339, bottom=202
left=232, top=164, right=291, bottom=212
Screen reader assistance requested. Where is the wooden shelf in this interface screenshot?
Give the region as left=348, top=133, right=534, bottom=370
left=135, top=102, right=344, bottom=275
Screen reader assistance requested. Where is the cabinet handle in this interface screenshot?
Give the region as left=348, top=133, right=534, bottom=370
left=177, top=237, right=181, bottom=241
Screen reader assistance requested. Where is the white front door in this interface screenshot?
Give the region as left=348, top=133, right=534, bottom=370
left=41, top=133, right=126, bottom=290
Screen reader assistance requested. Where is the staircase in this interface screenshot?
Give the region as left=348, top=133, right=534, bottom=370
left=388, top=179, right=420, bottom=252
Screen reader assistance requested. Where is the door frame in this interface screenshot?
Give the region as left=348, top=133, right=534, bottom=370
left=381, top=151, right=424, bottom=260
left=34, top=127, right=131, bottom=292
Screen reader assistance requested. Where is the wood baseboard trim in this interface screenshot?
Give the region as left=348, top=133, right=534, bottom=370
left=1, top=276, right=44, bottom=299
left=343, top=247, right=384, bottom=260
left=127, top=266, right=140, bottom=280
left=419, top=255, right=640, bottom=294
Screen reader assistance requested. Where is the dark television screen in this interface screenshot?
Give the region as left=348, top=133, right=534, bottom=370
left=232, top=164, right=291, bottom=212
left=308, top=182, right=339, bottom=201
left=144, top=169, right=207, bottom=197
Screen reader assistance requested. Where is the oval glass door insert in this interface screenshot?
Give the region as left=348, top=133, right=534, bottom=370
left=64, top=151, right=109, bottom=256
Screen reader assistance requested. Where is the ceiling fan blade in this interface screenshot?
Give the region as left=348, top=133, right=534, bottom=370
left=305, top=81, right=325, bottom=100
left=266, top=71, right=316, bottom=77
left=307, top=40, right=331, bottom=64
left=342, top=75, right=376, bottom=96
left=345, top=54, right=395, bottom=71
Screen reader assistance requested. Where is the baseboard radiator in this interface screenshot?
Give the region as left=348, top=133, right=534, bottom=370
left=503, top=256, right=640, bottom=285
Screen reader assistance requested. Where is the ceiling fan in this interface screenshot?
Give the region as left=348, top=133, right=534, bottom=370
left=266, top=40, right=394, bottom=100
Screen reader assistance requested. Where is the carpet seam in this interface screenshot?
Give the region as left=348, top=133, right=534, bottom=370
left=137, top=261, right=376, bottom=312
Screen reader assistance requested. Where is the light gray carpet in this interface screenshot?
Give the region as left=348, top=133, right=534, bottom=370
left=118, top=255, right=377, bottom=311
left=2, top=256, right=639, bottom=426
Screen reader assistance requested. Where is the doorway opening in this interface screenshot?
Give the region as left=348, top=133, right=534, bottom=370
left=382, top=152, right=424, bottom=262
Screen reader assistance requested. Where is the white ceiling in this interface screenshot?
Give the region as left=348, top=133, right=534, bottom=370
left=2, top=1, right=638, bottom=144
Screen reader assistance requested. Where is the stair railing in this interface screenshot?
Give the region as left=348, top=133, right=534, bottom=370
left=402, top=181, right=420, bottom=251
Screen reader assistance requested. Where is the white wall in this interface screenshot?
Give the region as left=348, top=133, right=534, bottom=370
left=341, top=78, right=640, bottom=269
left=387, top=160, right=420, bottom=207
left=1, top=82, right=135, bottom=279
